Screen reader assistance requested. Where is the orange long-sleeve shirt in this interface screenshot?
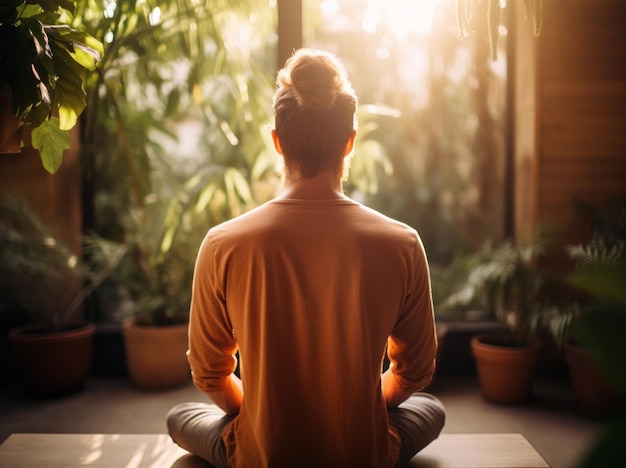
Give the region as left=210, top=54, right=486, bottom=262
left=187, top=198, right=437, bottom=467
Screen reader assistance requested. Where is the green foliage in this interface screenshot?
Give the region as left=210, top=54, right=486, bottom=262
left=344, top=105, right=394, bottom=196
left=75, top=0, right=529, bottom=326
left=0, top=0, right=102, bottom=172
left=570, top=262, right=626, bottom=386
left=571, top=260, right=626, bottom=467
left=430, top=257, right=485, bottom=321
left=568, top=199, right=626, bottom=270
left=546, top=199, right=626, bottom=348
left=70, top=0, right=280, bottom=325
left=564, top=201, right=626, bottom=468
left=75, top=0, right=278, bottom=206
left=0, top=196, right=124, bottom=331
left=542, top=302, right=580, bottom=351
left=30, top=116, right=70, bottom=173
left=104, top=195, right=195, bottom=326
left=441, top=235, right=549, bottom=344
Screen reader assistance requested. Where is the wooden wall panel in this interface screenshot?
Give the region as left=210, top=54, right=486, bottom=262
left=542, top=115, right=626, bottom=159
left=534, top=0, right=626, bottom=246
left=0, top=128, right=82, bottom=256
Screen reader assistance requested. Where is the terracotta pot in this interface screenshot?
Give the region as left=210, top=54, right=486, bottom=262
left=122, top=319, right=190, bottom=390
left=565, top=341, right=617, bottom=419
left=471, top=334, right=541, bottom=404
left=9, top=321, right=95, bottom=396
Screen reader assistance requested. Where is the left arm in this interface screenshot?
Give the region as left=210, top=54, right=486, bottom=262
left=187, top=232, right=243, bottom=414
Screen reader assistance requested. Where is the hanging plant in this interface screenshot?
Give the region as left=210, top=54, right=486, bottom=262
left=456, top=0, right=543, bottom=60
left=0, top=0, right=103, bottom=173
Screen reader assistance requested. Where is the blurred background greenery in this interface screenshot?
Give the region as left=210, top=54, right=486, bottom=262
left=61, top=0, right=507, bottom=324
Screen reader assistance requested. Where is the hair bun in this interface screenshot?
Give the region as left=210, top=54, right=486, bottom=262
left=277, top=49, right=348, bottom=110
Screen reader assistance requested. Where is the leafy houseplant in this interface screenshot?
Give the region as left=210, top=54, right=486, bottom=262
left=0, top=0, right=102, bottom=173
left=0, top=196, right=124, bottom=395
left=113, top=200, right=197, bottom=328
left=65, top=0, right=278, bottom=388
left=443, top=238, right=547, bottom=345
left=545, top=199, right=625, bottom=418
left=546, top=200, right=626, bottom=350
left=0, top=196, right=124, bottom=331
left=111, top=195, right=209, bottom=389
left=71, top=0, right=278, bottom=322
left=443, top=236, right=549, bottom=403
left=569, top=259, right=626, bottom=466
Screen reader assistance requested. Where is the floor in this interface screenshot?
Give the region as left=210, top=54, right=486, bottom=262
left=0, top=374, right=602, bottom=468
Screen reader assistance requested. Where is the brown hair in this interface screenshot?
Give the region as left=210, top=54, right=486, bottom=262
left=273, top=49, right=357, bottom=179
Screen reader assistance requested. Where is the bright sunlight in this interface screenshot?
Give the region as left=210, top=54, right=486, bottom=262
left=320, top=0, right=445, bottom=38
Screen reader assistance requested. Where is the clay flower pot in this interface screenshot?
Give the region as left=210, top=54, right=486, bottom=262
left=122, top=318, right=190, bottom=390
left=9, top=321, right=95, bottom=396
left=471, top=334, right=541, bottom=404
left=565, top=341, right=618, bottom=419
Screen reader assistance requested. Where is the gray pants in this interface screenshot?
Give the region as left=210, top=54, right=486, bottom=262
left=167, top=393, right=445, bottom=467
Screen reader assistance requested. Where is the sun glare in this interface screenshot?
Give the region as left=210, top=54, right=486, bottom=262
left=319, top=0, right=445, bottom=38
left=364, top=0, right=445, bottom=38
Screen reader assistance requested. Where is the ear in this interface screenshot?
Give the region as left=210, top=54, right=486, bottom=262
left=271, top=129, right=284, bottom=155
left=343, top=130, right=357, bottom=157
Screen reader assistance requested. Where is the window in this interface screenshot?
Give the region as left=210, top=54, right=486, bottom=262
left=301, top=0, right=509, bottom=269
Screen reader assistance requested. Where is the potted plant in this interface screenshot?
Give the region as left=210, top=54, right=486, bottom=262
left=0, top=196, right=124, bottom=396
left=567, top=259, right=626, bottom=466
left=65, top=1, right=279, bottom=389
left=109, top=195, right=197, bottom=390
left=545, top=199, right=625, bottom=418
left=113, top=152, right=271, bottom=390
left=443, top=236, right=548, bottom=404
left=0, top=0, right=102, bottom=172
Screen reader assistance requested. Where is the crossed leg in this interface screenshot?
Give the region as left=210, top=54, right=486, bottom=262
left=167, top=393, right=445, bottom=467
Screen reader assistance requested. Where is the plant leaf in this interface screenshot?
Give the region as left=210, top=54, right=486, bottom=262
left=47, top=26, right=103, bottom=62
left=30, top=117, right=70, bottom=174
left=18, top=17, right=51, bottom=59
left=26, top=0, right=76, bottom=14
left=225, top=167, right=252, bottom=204
left=57, top=102, right=79, bottom=130
left=54, top=80, right=86, bottom=130
left=569, top=262, right=626, bottom=305
left=24, top=99, right=52, bottom=127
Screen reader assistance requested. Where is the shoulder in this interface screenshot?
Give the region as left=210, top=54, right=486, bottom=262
left=200, top=201, right=280, bottom=255
left=210, top=201, right=276, bottom=234
left=357, top=202, right=413, bottom=228
left=352, top=201, right=419, bottom=240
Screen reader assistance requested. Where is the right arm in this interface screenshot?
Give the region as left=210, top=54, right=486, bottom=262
left=206, top=373, right=243, bottom=414
left=383, top=232, right=438, bottom=407
left=382, top=367, right=414, bottom=408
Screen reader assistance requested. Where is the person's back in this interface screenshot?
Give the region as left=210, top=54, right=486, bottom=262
left=167, top=48, right=445, bottom=468
left=196, top=198, right=436, bottom=466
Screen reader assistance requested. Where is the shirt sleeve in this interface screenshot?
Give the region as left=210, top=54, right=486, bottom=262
left=387, top=231, right=438, bottom=393
left=187, top=231, right=239, bottom=395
